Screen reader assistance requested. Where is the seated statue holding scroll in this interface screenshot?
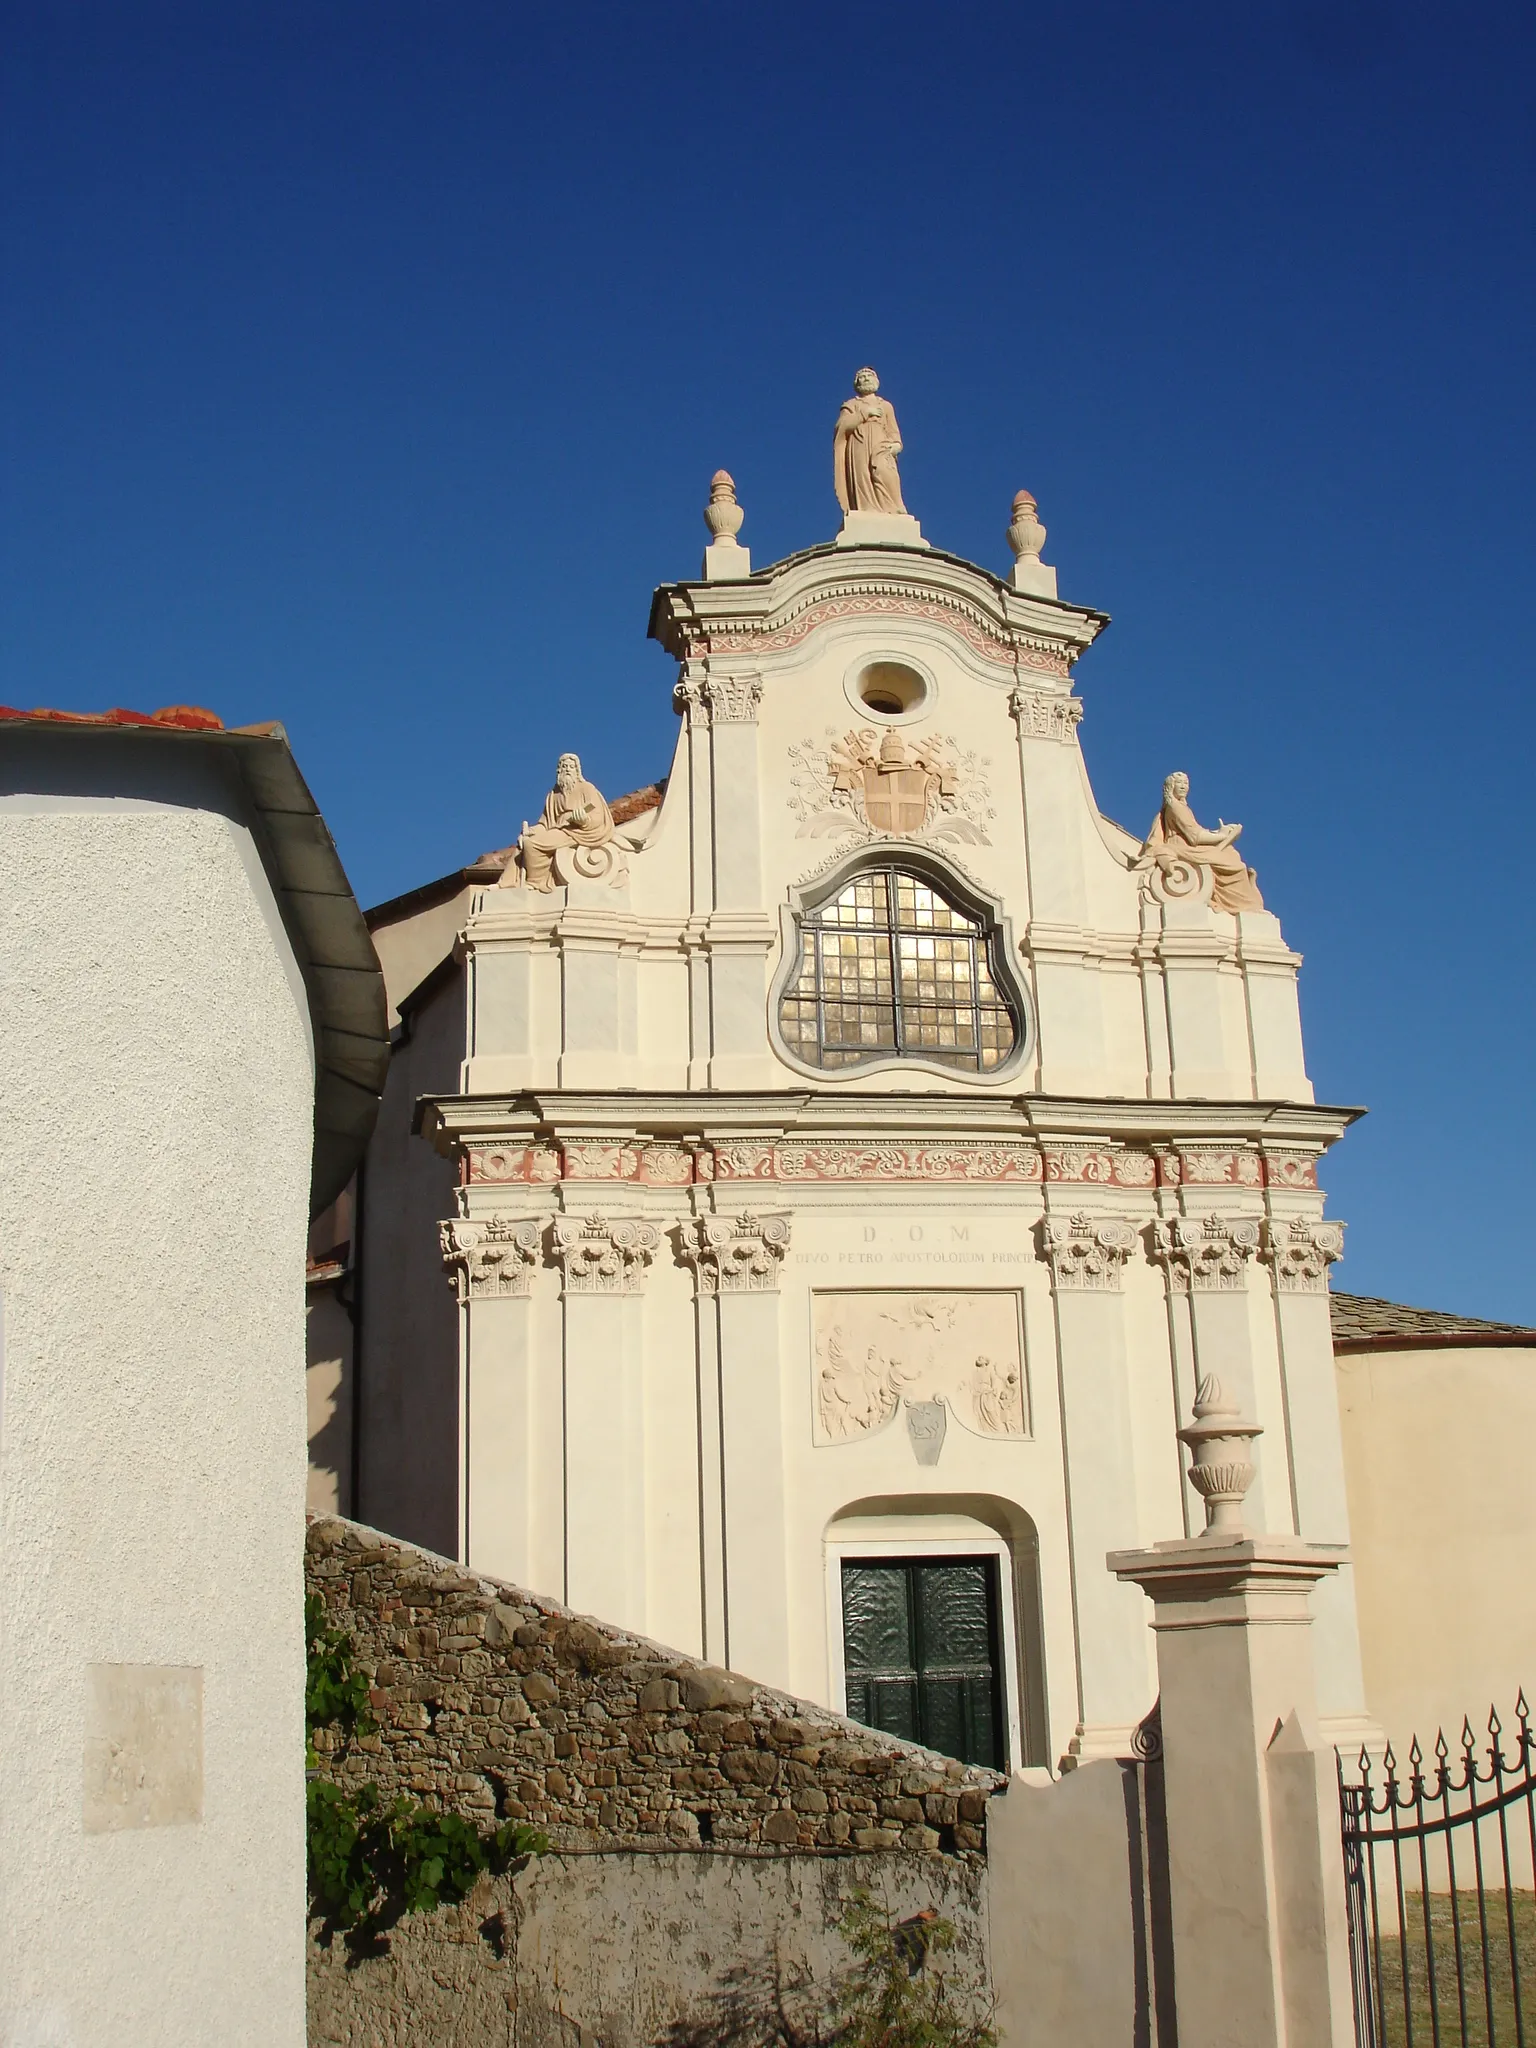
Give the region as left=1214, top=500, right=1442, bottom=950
left=1136, top=771, right=1264, bottom=913
left=510, top=752, right=617, bottom=892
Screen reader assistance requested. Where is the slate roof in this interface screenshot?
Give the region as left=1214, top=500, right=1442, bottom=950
left=1330, top=1293, right=1536, bottom=1353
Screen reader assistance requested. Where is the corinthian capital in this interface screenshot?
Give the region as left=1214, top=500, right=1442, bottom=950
left=439, top=1216, right=542, bottom=1302
left=673, top=674, right=709, bottom=726
left=1261, top=1217, right=1345, bottom=1292
left=1150, top=1214, right=1261, bottom=1293
left=551, top=1214, right=660, bottom=1295
left=1040, top=1212, right=1139, bottom=1292
left=1009, top=686, right=1083, bottom=744
left=702, top=672, right=762, bottom=724
left=681, top=1212, right=791, bottom=1294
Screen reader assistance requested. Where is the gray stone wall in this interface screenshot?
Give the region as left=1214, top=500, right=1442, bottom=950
left=306, top=1515, right=1001, bottom=1855
left=305, top=1516, right=1003, bottom=2045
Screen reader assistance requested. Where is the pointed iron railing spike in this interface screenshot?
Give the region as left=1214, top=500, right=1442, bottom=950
left=1516, top=1686, right=1529, bottom=1721
left=1435, top=1728, right=1450, bottom=1761
left=1488, top=1703, right=1502, bottom=1736
left=1409, top=1736, right=1424, bottom=1767
left=1383, top=1740, right=1398, bottom=1774
left=1462, top=1716, right=1477, bottom=1750
left=1358, top=1744, right=1372, bottom=1777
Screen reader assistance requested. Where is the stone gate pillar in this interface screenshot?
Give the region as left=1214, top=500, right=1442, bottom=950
left=1109, top=1385, right=1355, bottom=2048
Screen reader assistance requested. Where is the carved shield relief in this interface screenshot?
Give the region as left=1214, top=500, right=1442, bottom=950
left=859, top=764, right=935, bottom=835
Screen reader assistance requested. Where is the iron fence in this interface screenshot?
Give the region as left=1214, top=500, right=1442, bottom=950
left=1339, top=1696, right=1536, bottom=2048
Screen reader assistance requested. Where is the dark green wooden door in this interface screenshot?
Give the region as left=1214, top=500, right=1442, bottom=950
left=840, top=1557, right=1004, bottom=1769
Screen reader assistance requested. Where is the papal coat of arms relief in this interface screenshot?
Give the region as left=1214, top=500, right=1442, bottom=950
left=788, top=727, right=994, bottom=843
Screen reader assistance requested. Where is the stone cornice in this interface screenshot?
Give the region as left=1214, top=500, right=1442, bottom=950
left=647, top=543, right=1108, bottom=677
left=417, top=1089, right=1361, bottom=1156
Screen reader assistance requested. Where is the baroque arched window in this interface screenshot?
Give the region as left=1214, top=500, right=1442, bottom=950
left=778, top=865, right=1019, bottom=1074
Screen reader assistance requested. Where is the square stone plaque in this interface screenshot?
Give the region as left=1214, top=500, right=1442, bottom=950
left=82, top=1663, right=204, bottom=1833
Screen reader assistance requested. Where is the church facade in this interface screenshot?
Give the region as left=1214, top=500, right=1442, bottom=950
left=349, top=378, right=1371, bottom=1774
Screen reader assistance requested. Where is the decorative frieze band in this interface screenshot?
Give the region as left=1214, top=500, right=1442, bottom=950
left=1150, top=1215, right=1262, bottom=1293
left=439, top=1216, right=542, bottom=1302
left=673, top=588, right=1074, bottom=677
left=1040, top=1213, right=1139, bottom=1292
left=460, top=1137, right=1317, bottom=1192
left=1009, top=686, right=1084, bottom=744
left=680, top=1212, right=792, bottom=1295
left=1262, top=1218, right=1345, bottom=1293
left=551, top=1214, right=661, bottom=1295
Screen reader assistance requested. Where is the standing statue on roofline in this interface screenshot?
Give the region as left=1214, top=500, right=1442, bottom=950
left=834, top=367, right=909, bottom=516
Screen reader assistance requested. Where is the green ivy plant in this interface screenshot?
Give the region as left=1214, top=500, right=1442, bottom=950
left=305, top=1591, right=546, bottom=1934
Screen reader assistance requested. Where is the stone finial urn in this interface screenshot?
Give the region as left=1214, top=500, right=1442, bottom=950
left=1006, top=489, right=1047, bottom=563
left=1177, top=1375, right=1263, bottom=1536
left=704, top=470, right=746, bottom=543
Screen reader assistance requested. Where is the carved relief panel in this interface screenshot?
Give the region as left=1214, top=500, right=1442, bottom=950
left=811, top=1292, right=1028, bottom=1447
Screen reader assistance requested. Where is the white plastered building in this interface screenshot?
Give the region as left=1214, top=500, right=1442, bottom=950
left=350, top=480, right=1373, bottom=1774
left=0, top=707, right=386, bottom=2047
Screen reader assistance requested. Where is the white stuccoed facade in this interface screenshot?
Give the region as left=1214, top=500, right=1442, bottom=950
left=360, top=471, right=1371, bottom=1773
left=0, top=719, right=385, bottom=2047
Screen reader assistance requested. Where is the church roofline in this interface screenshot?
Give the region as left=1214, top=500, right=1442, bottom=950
left=647, top=538, right=1110, bottom=668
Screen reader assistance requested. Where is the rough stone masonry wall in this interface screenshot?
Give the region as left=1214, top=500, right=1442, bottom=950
left=306, top=1516, right=1003, bottom=2047
left=306, top=1515, right=1001, bottom=1854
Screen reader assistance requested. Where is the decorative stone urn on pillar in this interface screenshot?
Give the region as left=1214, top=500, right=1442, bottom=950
left=1178, top=1373, right=1263, bottom=1535
left=1006, top=488, right=1058, bottom=597
left=1109, top=1385, right=1356, bottom=2048
left=702, top=470, right=751, bottom=581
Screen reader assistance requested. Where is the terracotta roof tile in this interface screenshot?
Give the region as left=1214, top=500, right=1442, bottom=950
left=0, top=703, right=226, bottom=730
left=1330, top=1292, right=1536, bottom=1352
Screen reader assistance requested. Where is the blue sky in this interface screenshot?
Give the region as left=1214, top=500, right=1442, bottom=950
left=2, top=1, right=1532, bottom=1319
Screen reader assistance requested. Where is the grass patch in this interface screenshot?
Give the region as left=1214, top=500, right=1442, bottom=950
left=1365, top=1889, right=1536, bottom=2047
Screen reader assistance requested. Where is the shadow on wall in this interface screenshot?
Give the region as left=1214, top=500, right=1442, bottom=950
left=306, top=1280, right=354, bottom=1516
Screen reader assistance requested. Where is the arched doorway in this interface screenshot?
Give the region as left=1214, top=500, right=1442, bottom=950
left=824, top=1495, right=1048, bottom=1771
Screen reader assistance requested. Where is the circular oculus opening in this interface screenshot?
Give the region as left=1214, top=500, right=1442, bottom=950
left=853, top=660, right=929, bottom=719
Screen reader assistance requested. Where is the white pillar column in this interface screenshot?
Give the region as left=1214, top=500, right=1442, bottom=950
left=1010, top=685, right=1106, bottom=1094
left=684, top=1212, right=792, bottom=1687
left=674, top=671, right=714, bottom=1090
left=551, top=1214, right=659, bottom=1633
left=1262, top=1216, right=1372, bottom=1741
left=700, top=671, right=775, bottom=1087
left=703, top=671, right=763, bottom=910
left=439, top=1216, right=542, bottom=1583
left=1041, top=1209, right=1158, bottom=1764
